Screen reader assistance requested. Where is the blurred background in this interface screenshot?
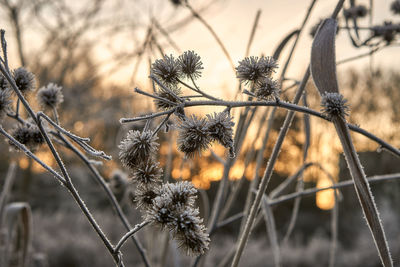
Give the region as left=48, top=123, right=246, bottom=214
left=0, top=0, right=400, bottom=266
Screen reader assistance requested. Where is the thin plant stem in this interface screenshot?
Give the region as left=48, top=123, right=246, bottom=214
left=0, top=126, right=65, bottom=185
left=261, top=196, right=281, bottom=267
left=56, top=134, right=151, bottom=267
left=185, top=2, right=235, bottom=72
left=121, top=99, right=400, bottom=157
left=230, top=67, right=311, bottom=267
left=245, top=10, right=262, bottom=57
left=280, top=0, right=318, bottom=80
left=0, top=161, right=17, bottom=219
left=332, top=116, right=392, bottom=266
left=114, top=221, right=150, bottom=253
left=269, top=173, right=400, bottom=206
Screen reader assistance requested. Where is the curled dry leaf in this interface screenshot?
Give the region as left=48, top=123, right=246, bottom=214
left=310, top=18, right=339, bottom=95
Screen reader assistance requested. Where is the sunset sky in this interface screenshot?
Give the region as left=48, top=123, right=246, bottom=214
left=128, top=0, right=400, bottom=97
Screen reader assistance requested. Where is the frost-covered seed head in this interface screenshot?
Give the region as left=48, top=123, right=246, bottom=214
left=109, top=169, right=129, bottom=201
left=9, top=121, right=44, bottom=151
left=255, top=77, right=280, bottom=101
left=154, top=85, right=182, bottom=110
left=170, top=0, right=182, bottom=6
left=177, top=115, right=211, bottom=158
left=12, top=67, right=35, bottom=94
left=134, top=186, right=160, bottom=211
left=37, top=83, right=64, bottom=109
left=178, top=51, right=203, bottom=79
left=321, top=92, right=350, bottom=119
left=391, top=0, right=400, bottom=14
left=151, top=55, right=181, bottom=84
left=343, top=5, right=368, bottom=19
left=0, top=89, right=12, bottom=121
left=160, top=181, right=197, bottom=208
left=372, top=21, right=398, bottom=43
left=206, top=112, right=235, bottom=157
left=146, top=196, right=175, bottom=228
left=170, top=207, right=210, bottom=256
left=236, top=56, right=278, bottom=85
left=131, top=160, right=163, bottom=186
left=0, top=75, right=9, bottom=91
left=119, top=130, right=159, bottom=170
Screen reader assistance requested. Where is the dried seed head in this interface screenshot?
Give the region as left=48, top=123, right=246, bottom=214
left=0, top=75, right=9, bottom=91
left=178, top=51, right=203, bottom=79
left=254, top=77, right=280, bottom=101
left=343, top=5, right=368, bottom=19
left=37, top=83, right=64, bottom=109
left=160, top=181, right=197, bottom=209
left=206, top=112, right=235, bottom=157
left=9, top=121, right=44, bottom=151
left=12, top=67, right=35, bottom=94
left=170, top=207, right=210, bottom=256
left=146, top=194, right=175, bottom=228
left=0, top=89, right=12, bottom=121
left=372, top=21, right=397, bottom=43
left=154, top=85, right=182, bottom=110
left=236, top=56, right=278, bottom=85
left=109, top=169, right=129, bottom=201
left=391, top=0, right=400, bottom=14
left=177, top=115, right=211, bottom=158
left=170, top=0, right=183, bottom=6
left=321, top=92, right=350, bottom=119
left=134, top=185, right=161, bottom=211
left=151, top=55, right=181, bottom=84
left=131, top=160, right=163, bottom=187
left=118, top=130, right=159, bottom=170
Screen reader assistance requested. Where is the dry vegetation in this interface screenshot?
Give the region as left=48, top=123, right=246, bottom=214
left=1, top=0, right=400, bottom=266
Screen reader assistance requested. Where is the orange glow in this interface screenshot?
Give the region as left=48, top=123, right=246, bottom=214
left=192, top=175, right=210, bottom=190
left=229, top=161, right=245, bottom=180
left=74, top=121, right=84, bottom=132
left=19, top=158, right=29, bottom=169
left=199, top=163, right=223, bottom=182
left=172, top=167, right=192, bottom=180
left=31, top=151, right=55, bottom=173
left=316, top=178, right=335, bottom=210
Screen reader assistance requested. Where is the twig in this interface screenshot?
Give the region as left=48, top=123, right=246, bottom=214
left=114, top=221, right=150, bottom=253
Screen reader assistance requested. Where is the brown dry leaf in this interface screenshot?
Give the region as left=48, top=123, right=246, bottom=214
left=310, top=18, right=339, bottom=95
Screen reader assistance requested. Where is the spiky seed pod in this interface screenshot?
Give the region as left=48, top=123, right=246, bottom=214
left=131, top=160, right=163, bottom=187
left=343, top=5, right=368, bottom=19
left=151, top=55, right=182, bottom=84
left=12, top=67, right=35, bottom=94
left=119, top=130, right=159, bottom=170
left=391, top=0, right=400, bottom=14
left=178, top=51, right=203, bottom=79
left=0, top=89, right=12, bottom=121
left=170, top=207, right=210, bottom=256
left=236, top=56, right=278, bottom=85
left=321, top=92, right=350, bottom=119
left=170, top=0, right=182, bottom=6
left=160, top=181, right=197, bottom=209
left=37, top=83, right=64, bottom=110
left=0, top=75, right=9, bottom=91
left=255, top=77, right=280, bottom=101
left=146, top=194, right=175, bottom=229
left=177, top=115, right=211, bottom=158
left=109, top=169, right=129, bottom=201
left=9, top=121, right=44, bottom=151
left=206, top=112, right=235, bottom=157
left=372, top=21, right=397, bottom=43
left=154, top=85, right=182, bottom=111
left=134, top=186, right=161, bottom=211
